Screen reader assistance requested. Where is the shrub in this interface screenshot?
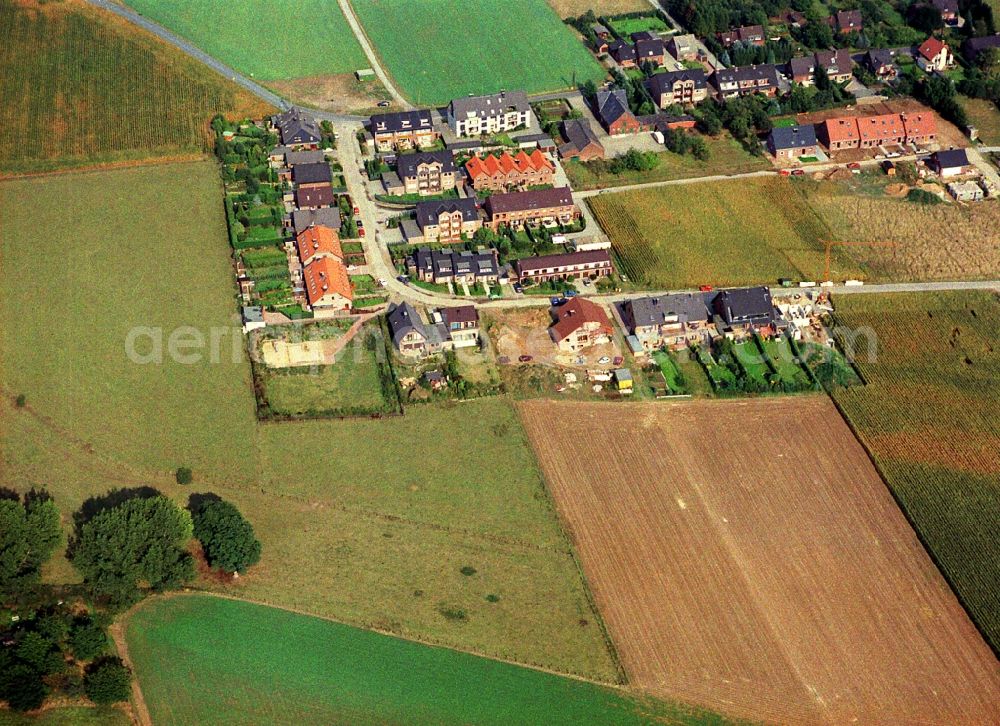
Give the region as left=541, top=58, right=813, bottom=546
left=175, top=467, right=193, bottom=485
left=906, top=188, right=941, bottom=205
left=459, top=566, right=477, bottom=576
left=84, top=657, right=131, bottom=705
left=14, top=394, right=26, bottom=407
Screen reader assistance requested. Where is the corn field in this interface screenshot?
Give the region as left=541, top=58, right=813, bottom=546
left=0, top=0, right=273, bottom=174
left=831, top=291, right=1000, bottom=654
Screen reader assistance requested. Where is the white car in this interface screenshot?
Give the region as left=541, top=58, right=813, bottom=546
left=598, top=356, right=611, bottom=365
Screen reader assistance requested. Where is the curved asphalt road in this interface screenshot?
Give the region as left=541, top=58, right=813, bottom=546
left=83, top=0, right=365, bottom=124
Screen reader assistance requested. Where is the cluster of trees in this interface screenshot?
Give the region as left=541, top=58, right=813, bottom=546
left=696, top=96, right=774, bottom=151
left=664, top=128, right=710, bottom=160
left=663, top=0, right=788, bottom=37
left=714, top=39, right=794, bottom=68
left=609, top=147, right=661, bottom=173
left=0, top=486, right=261, bottom=713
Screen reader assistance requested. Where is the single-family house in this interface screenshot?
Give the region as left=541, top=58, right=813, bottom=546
left=447, top=91, right=531, bottom=137
left=514, top=250, right=613, bottom=283
left=370, top=110, right=438, bottom=152
left=303, top=256, right=352, bottom=312
left=414, top=198, right=481, bottom=243
left=864, top=49, right=897, bottom=80
left=292, top=162, right=333, bottom=189
left=291, top=207, right=341, bottom=235
left=710, top=287, right=785, bottom=334
left=411, top=247, right=500, bottom=285
left=620, top=293, right=710, bottom=350
left=931, top=148, right=972, bottom=177
left=387, top=302, right=434, bottom=357
left=608, top=39, right=638, bottom=67
left=548, top=297, right=613, bottom=352
left=595, top=88, right=640, bottom=135
left=440, top=306, right=480, bottom=348
left=646, top=69, right=709, bottom=107
left=815, top=49, right=854, bottom=83
left=558, top=119, right=605, bottom=161
left=833, top=9, right=863, bottom=34
left=930, top=0, right=961, bottom=26
left=484, top=187, right=577, bottom=230
left=767, top=124, right=819, bottom=161
left=465, top=149, right=554, bottom=192
left=295, top=225, right=342, bottom=266
left=386, top=150, right=456, bottom=196
left=295, top=185, right=335, bottom=209
left=271, top=108, right=321, bottom=148
left=667, top=34, right=699, bottom=61
left=918, top=36, right=953, bottom=72
left=717, top=25, right=765, bottom=47
left=634, top=37, right=667, bottom=66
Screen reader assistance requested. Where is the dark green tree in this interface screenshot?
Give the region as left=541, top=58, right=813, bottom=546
left=69, top=495, right=195, bottom=609
left=190, top=497, right=262, bottom=574
left=84, top=657, right=132, bottom=705
left=69, top=617, right=109, bottom=662
left=0, top=490, right=61, bottom=596
left=0, top=663, right=48, bottom=712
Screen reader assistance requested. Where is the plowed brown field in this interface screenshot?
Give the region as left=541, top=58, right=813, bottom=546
left=518, top=397, right=1000, bottom=725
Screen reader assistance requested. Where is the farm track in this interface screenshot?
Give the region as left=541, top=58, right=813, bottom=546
left=518, top=397, right=1000, bottom=725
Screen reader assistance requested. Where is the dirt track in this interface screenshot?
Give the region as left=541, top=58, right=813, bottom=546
left=518, top=397, right=1000, bottom=725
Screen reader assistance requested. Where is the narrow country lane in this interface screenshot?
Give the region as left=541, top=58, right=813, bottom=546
left=337, top=0, right=412, bottom=110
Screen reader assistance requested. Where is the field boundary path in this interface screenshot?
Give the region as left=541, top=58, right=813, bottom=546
left=109, top=622, right=153, bottom=726
left=338, top=0, right=411, bottom=109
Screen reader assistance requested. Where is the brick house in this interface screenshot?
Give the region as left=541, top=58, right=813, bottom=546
left=819, top=116, right=861, bottom=151
left=270, top=107, right=321, bottom=149
left=385, top=150, right=456, bottom=196
left=901, top=112, right=937, bottom=145
left=484, top=187, right=577, bottom=230
left=595, top=88, right=640, bottom=135
left=447, top=91, right=531, bottom=137
left=833, top=9, right=863, bottom=34
left=295, top=225, right=342, bottom=266
left=717, top=25, right=765, bottom=47
left=667, top=34, right=699, bottom=61
left=370, top=110, right=438, bottom=152
left=548, top=297, right=613, bottom=352
left=857, top=113, right=905, bottom=148
left=295, top=185, right=335, bottom=209
left=645, top=69, right=709, bottom=107
left=465, top=149, right=554, bottom=192
left=558, top=119, right=605, bottom=161
left=767, top=124, right=819, bottom=161
left=514, top=249, right=613, bottom=283
left=608, top=39, right=638, bottom=67
left=292, top=162, right=332, bottom=189
left=414, top=198, right=481, bottom=244
left=864, top=49, right=897, bottom=80
left=634, top=35, right=667, bottom=66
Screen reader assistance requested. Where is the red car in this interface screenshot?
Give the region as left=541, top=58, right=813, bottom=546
left=358, top=227, right=366, bottom=237
left=791, top=169, right=805, bottom=176
left=778, top=168, right=791, bottom=177
left=353, top=206, right=360, bottom=215
left=699, top=285, right=714, bottom=292
left=518, top=355, right=533, bottom=363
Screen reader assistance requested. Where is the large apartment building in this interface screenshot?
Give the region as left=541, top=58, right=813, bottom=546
left=447, top=91, right=531, bottom=137
left=383, top=150, right=456, bottom=196
left=414, top=198, right=482, bottom=243
left=646, top=69, right=710, bottom=107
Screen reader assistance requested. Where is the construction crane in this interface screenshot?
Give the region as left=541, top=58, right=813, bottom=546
left=821, top=240, right=901, bottom=283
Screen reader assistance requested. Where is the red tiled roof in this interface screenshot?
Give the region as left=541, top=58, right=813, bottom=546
left=919, top=36, right=946, bottom=61
left=902, top=112, right=937, bottom=138
left=549, top=297, right=613, bottom=343
left=822, top=117, right=860, bottom=143
left=465, top=150, right=553, bottom=182
left=857, top=113, right=904, bottom=141
left=303, top=256, right=352, bottom=306
left=295, top=225, right=342, bottom=265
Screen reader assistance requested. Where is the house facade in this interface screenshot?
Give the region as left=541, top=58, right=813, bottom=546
left=667, top=34, right=699, bottom=61
left=901, top=112, right=937, bottom=145
left=932, top=149, right=972, bottom=177
left=820, top=112, right=937, bottom=151
left=621, top=293, right=711, bottom=350
left=465, top=149, right=554, bottom=192
left=390, top=150, right=456, bottom=196
left=558, top=119, right=605, bottom=161
left=370, top=110, right=438, bottom=152
left=710, top=287, right=786, bottom=335
left=303, top=256, right=352, bottom=312
left=646, top=69, right=709, bottom=107
left=295, top=225, right=342, bottom=266
left=410, top=247, right=500, bottom=285
left=595, top=88, right=640, bottom=135
left=767, top=124, right=819, bottom=161
left=484, top=187, right=577, bottom=230
left=447, top=91, right=531, bottom=137
left=414, top=198, right=481, bottom=243
left=514, top=250, right=613, bottom=283
left=440, top=306, right=480, bottom=348
left=917, top=37, right=953, bottom=72
left=864, top=49, right=897, bottom=80
left=548, top=297, right=613, bottom=352
left=712, top=65, right=780, bottom=99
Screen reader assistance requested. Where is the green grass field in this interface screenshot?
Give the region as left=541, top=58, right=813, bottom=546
left=762, top=337, right=810, bottom=386
left=962, top=97, right=1000, bottom=146
left=606, top=15, right=667, bottom=36
left=588, top=178, right=837, bottom=289
left=0, top=708, right=130, bottom=726
left=124, top=0, right=367, bottom=80
left=351, top=0, right=607, bottom=104
left=565, top=136, right=769, bottom=190
left=830, top=291, right=1000, bottom=654
left=126, top=595, right=728, bottom=725
left=0, top=0, right=272, bottom=174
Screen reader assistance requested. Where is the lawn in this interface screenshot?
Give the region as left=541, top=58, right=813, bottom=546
left=351, top=0, right=607, bottom=104
left=652, top=349, right=684, bottom=393
left=762, top=337, right=810, bottom=387
left=124, top=0, right=366, bottom=80
left=830, top=291, right=1000, bottom=654
left=0, top=708, right=130, bottom=726
left=732, top=341, right=769, bottom=384
left=588, top=177, right=835, bottom=289
left=565, top=135, right=769, bottom=190
left=607, top=15, right=668, bottom=36
left=126, top=594, right=729, bottom=725
left=0, top=0, right=272, bottom=175
left=962, top=97, right=1000, bottom=146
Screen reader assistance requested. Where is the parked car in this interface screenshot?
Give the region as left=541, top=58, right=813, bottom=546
left=518, top=355, right=533, bottom=363
left=550, top=297, right=565, bottom=306
left=778, top=168, right=791, bottom=177
left=512, top=283, right=523, bottom=294
left=377, top=100, right=391, bottom=107
left=582, top=278, right=592, bottom=286
left=598, top=356, right=611, bottom=365
left=563, top=289, right=578, bottom=298
left=791, top=169, right=805, bottom=176
left=396, top=275, right=409, bottom=284
left=613, top=356, right=624, bottom=366
left=699, top=285, right=714, bottom=292
left=354, top=206, right=361, bottom=215
left=358, top=227, right=366, bottom=237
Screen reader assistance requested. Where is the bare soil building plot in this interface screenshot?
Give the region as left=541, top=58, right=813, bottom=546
left=518, top=397, right=1000, bottom=725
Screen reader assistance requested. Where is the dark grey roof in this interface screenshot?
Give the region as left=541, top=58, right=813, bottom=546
left=485, top=187, right=573, bottom=215
left=865, top=49, right=895, bottom=69
left=931, top=0, right=959, bottom=12
left=285, top=150, right=325, bottom=166
left=625, top=294, right=709, bottom=328
left=714, top=64, right=780, bottom=86
left=271, top=107, right=321, bottom=145
left=934, top=148, right=970, bottom=169
left=371, top=110, right=434, bottom=135
left=386, top=302, right=427, bottom=347
left=596, top=88, right=633, bottom=127
left=711, top=287, right=777, bottom=326
left=292, top=162, right=332, bottom=185
left=635, top=38, right=665, bottom=59
left=815, top=49, right=853, bottom=74
left=561, top=119, right=602, bottom=153
left=631, top=31, right=658, bottom=43
left=414, top=198, right=480, bottom=228
left=292, top=207, right=341, bottom=234
left=448, top=91, right=529, bottom=120
left=769, top=124, right=818, bottom=150
left=963, top=34, right=1000, bottom=59
left=788, top=56, right=815, bottom=78
left=609, top=40, right=636, bottom=62
left=413, top=247, right=497, bottom=278
left=396, top=150, right=455, bottom=178
left=515, top=249, right=611, bottom=274
left=646, top=69, right=708, bottom=96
